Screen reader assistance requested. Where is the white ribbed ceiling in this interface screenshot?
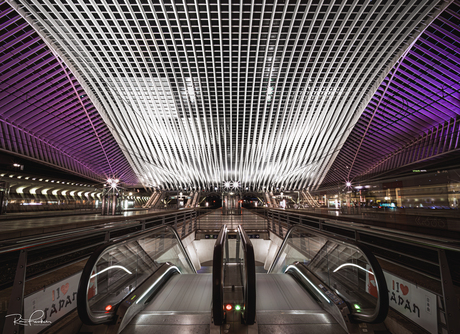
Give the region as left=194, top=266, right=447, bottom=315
left=11, top=0, right=448, bottom=191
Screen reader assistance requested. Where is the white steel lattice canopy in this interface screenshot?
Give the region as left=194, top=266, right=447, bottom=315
left=11, top=0, right=447, bottom=191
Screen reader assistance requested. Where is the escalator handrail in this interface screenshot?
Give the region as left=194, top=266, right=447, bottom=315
left=352, top=240, right=389, bottom=324
left=267, top=224, right=297, bottom=273
left=268, top=223, right=388, bottom=324
left=212, top=224, right=227, bottom=326
left=111, top=262, right=180, bottom=334
left=77, top=224, right=195, bottom=325
left=237, top=225, right=256, bottom=325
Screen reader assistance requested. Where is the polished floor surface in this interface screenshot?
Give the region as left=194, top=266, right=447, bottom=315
left=0, top=209, right=153, bottom=229
left=121, top=274, right=212, bottom=334
left=0, top=208, right=173, bottom=240
left=196, top=208, right=267, bottom=231
left=256, top=274, right=346, bottom=334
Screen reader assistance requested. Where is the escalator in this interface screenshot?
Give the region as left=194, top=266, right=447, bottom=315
left=76, top=222, right=388, bottom=333
left=258, top=224, right=389, bottom=333
left=76, top=223, right=252, bottom=333
left=77, top=224, right=201, bottom=333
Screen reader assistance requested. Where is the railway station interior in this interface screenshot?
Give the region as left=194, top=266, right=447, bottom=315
left=0, top=0, right=459, bottom=333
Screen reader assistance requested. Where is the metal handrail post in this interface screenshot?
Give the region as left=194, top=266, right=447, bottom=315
left=3, top=249, right=27, bottom=334
left=438, top=249, right=460, bottom=334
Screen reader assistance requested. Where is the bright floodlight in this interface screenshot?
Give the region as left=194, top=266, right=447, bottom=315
left=224, top=181, right=231, bottom=188
left=233, top=181, right=239, bottom=188
left=107, top=178, right=112, bottom=183
left=346, top=181, right=352, bottom=187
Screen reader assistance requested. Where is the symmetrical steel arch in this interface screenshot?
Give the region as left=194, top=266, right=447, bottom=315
left=3, top=1, right=459, bottom=190
left=4, top=0, right=448, bottom=191
left=323, top=0, right=460, bottom=188
left=0, top=0, right=138, bottom=184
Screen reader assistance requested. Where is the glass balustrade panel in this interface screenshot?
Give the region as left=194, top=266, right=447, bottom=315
left=86, top=226, right=193, bottom=314
left=271, top=226, right=380, bottom=317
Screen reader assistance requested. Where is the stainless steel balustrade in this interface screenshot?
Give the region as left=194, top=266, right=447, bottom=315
left=237, top=225, right=256, bottom=325
left=212, top=224, right=227, bottom=326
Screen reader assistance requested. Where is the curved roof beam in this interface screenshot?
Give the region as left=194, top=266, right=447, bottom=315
left=8, top=0, right=450, bottom=190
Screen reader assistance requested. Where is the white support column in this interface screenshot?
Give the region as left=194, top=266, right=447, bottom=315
left=151, top=191, right=162, bottom=208
left=185, top=192, right=194, bottom=208
left=191, top=191, right=200, bottom=207
left=143, top=190, right=156, bottom=208
left=264, top=192, right=273, bottom=208
left=270, top=192, right=278, bottom=207
left=305, top=190, right=320, bottom=207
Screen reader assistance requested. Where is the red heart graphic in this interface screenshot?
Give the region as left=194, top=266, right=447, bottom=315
left=61, top=283, right=69, bottom=295
left=400, top=284, right=409, bottom=296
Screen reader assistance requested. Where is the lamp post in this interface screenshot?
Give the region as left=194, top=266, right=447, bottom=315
left=101, top=178, right=122, bottom=215
left=177, top=191, right=184, bottom=209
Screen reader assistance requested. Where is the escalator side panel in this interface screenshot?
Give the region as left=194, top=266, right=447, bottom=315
left=257, top=320, right=347, bottom=334
left=108, top=263, right=180, bottom=334
left=256, top=273, right=347, bottom=333
left=120, top=318, right=210, bottom=334
left=212, top=225, right=227, bottom=326
left=256, top=274, right=323, bottom=311
left=143, top=274, right=212, bottom=312
left=120, top=274, right=212, bottom=334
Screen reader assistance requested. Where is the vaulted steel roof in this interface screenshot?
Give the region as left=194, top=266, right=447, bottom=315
left=0, top=0, right=138, bottom=184
left=322, top=0, right=460, bottom=188
left=1, top=0, right=456, bottom=191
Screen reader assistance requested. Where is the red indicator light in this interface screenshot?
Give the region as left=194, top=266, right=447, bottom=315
left=225, top=304, right=232, bottom=311
left=105, top=305, right=112, bottom=311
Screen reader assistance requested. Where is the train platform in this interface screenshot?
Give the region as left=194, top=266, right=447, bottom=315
left=0, top=208, right=176, bottom=241
left=280, top=207, right=460, bottom=240
left=0, top=207, right=148, bottom=221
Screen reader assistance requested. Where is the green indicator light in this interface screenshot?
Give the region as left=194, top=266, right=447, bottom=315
left=131, top=295, right=136, bottom=300
left=354, top=304, right=360, bottom=310
left=235, top=305, right=241, bottom=311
